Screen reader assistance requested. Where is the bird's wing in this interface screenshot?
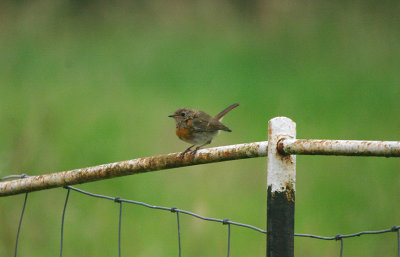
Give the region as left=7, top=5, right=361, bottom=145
left=192, top=117, right=231, bottom=132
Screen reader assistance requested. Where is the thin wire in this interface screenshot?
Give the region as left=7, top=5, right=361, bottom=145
left=227, top=223, right=231, bottom=257
left=118, top=201, right=122, bottom=257
left=0, top=174, right=28, bottom=181
left=295, top=226, right=400, bottom=240
left=60, top=188, right=70, bottom=257
left=14, top=193, right=28, bottom=257
left=339, top=237, right=343, bottom=257
left=176, top=211, right=181, bottom=257
left=171, top=208, right=181, bottom=257
left=67, top=186, right=115, bottom=201
left=397, top=229, right=399, bottom=257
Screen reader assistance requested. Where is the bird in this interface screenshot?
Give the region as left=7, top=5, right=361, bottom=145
left=168, top=103, right=239, bottom=156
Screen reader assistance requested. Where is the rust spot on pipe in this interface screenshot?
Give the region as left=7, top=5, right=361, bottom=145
left=277, top=138, right=287, bottom=155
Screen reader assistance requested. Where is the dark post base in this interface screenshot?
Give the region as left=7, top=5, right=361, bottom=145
left=267, top=185, right=295, bottom=257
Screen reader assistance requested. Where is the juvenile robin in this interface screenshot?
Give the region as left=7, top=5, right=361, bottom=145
left=168, top=103, right=239, bottom=156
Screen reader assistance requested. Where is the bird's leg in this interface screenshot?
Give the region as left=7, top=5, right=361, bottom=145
left=190, top=140, right=212, bottom=157
left=180, top=145, right=195, bottom=159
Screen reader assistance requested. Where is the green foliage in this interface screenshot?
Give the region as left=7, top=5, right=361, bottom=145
left=0, top=1, right=399, bottom=256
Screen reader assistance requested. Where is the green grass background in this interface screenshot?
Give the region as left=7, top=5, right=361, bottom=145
left=1, top=1, right=399, bottom=256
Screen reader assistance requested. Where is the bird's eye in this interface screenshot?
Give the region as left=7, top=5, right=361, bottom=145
left=180, top=112, right=185, bottom=117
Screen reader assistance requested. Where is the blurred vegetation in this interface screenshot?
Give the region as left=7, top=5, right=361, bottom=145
left=0, top=0, right=399, bottom=256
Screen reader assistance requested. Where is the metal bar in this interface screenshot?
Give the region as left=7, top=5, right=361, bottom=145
left=278, top=139, right=400, bottom=157
left=2, top=136, right=399, bottom=197
left=267, top=117, right=296, bottom=257
left=0, top=141, right=268, bottom=197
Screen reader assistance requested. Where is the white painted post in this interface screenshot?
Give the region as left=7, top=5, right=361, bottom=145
left=267, top=117, right=296, bottom=257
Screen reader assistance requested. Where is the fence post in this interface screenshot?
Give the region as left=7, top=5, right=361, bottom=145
left=267, top=117, right=296, bottom=257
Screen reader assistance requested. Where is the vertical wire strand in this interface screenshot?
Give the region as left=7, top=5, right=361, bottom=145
left=14, top=193, right=28, bottom=257
left=397, top=229, right=399, bottom=257
left=339, top=238, right=343, bottom=257
left=176, top=212, right=181, bottom=257
left=227, top=224, right=231, bottom=257
left=118, top=201, right=122, bottom=257
left=60, top=188, right=70, bottom=257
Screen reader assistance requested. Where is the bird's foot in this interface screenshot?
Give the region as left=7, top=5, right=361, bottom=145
left=179, top=145, right=194, bottom=160
left=188, top=146, right=202, bottom=158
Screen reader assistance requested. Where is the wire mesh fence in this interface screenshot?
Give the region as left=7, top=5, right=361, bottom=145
left=3, top=174, right=399, bottom=257
left=2, top=120, right=400, bottom=256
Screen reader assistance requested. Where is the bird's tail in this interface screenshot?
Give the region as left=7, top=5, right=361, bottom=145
left=214, top=103, right=239, bottom=121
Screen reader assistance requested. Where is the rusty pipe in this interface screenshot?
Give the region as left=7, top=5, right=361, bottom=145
left=278, top=139, right=400, bottom=157
left=0, top=141, right=268, bottom=196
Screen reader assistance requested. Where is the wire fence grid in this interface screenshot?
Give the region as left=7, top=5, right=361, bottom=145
left=2, top=174, right=399, bottom=257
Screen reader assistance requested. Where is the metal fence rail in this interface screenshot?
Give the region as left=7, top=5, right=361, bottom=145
left=0, top=141, right=268, bottom=196
left=1, top=138, right=399, bottom=197
left=279, top=139, right=400, bottom=157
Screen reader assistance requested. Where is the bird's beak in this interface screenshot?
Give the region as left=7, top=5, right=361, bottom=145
left=168, top=114, right=176, bottom=118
